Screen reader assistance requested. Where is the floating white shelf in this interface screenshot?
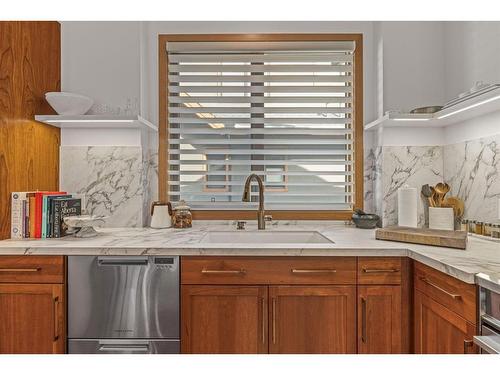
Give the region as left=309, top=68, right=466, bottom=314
left=365, top=85, right=500, bottom=131
left=35, top=115, right=158, bottom=132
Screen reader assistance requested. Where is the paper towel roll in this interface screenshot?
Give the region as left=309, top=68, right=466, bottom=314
left=398, top=186, right=418, bottom=228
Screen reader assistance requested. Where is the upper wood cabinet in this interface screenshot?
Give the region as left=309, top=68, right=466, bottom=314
left=358, top=285, right=401, bottom=354
left=269, top=286, right=356, bottom=354
left=0, top=283, right=65, bottom=354
left=181, top=285, right=267, bottom=354
left=0, top=21, right=61, bottom=240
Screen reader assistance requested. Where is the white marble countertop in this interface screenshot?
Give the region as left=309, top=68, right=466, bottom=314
left=0, top=222, right=499, bottom=291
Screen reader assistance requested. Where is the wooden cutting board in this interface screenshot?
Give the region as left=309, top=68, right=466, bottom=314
left=375, top=226, right=467, bottom=249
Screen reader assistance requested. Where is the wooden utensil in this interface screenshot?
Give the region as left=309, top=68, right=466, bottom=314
left=434, top=182, right=450, bottom=207
left=421, top=184, right=433, bottom=226
left=429, top=186, right=439, bottom=207
left=442, top=196, right=465, bottom=219
left=421, top=184, right=434, bottom=207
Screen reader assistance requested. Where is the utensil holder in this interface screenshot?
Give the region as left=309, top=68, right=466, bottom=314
left=429, top=207, right=454, bottom=231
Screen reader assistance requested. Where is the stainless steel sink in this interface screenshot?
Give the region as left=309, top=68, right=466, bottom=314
left=199, top=231, right=334, bottom=245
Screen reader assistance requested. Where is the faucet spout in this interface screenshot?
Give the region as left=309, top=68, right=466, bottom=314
left=242, top=174, right=266, bottom=229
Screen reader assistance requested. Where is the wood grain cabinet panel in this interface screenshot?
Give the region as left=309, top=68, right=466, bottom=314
left=357, top=257, right=402, bottom=285
left=181, top=256, right=356, bottom=285
left=414, top=262, right=476, bottom=324
left=414, top=290, right=476, bottom=354
left=0, top=256, right=64, bottom=283
left=0, top=283, right=65, bottom=354
left=181, top=285, right=268, bottom=354
left=0, top=21, right=60, bottom=240
left=358, top=286, right=402, bottom=354
left=269, top=286, right=356, bottom=354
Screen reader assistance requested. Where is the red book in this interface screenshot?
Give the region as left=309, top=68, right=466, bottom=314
left=34, top=191, right=67, bottom=238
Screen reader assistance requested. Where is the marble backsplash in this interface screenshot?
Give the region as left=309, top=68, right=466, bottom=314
left=60, top=146, right=144, bottom=227
left=444, top=133, right=500, bottom=223
left=367, top=133, right=500, bottom=227
left=374, top=146, right=444, bottom=227
left=59, top=134, right=499, bottom=229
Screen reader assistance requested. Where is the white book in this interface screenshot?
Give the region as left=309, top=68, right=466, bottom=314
left=11, top=192, right=26, bottom=239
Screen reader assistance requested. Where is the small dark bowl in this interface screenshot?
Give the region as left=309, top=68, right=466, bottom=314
left=352, top=213, right=381, bottom=229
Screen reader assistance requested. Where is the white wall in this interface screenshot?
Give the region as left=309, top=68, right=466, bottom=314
left=444, top=21, right=500, bottom=100
left=377, top=21, right=446, bottom=113
left=61, top=21, right=141, bottom=115
left=440, top=22, right=500, bottom=143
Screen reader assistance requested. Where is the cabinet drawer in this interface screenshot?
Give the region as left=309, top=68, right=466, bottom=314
left=358, top=257, right=402, bottom=285
left=0, top=256, right=65, bottom=284
left=181, top=257, right=356, bottom=285
left=414, top=262, right=476, bottom=323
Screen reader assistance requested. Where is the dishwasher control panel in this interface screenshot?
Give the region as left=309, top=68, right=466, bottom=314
left=154, top=257, right=177, bottom=271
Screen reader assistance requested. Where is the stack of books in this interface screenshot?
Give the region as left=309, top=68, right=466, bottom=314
left=11, top=191, right=82, bottom=239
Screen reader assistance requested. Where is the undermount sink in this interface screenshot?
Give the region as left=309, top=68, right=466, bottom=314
left=200, top=231, right=334, bottom=245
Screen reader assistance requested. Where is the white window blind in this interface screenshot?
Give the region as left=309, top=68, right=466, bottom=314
left=167, top=42, right=356, bottom=211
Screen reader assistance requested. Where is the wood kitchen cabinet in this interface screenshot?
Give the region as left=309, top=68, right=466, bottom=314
left=414, top=290, right=476, bottom=354
left=357, top=257, right=408, bottom=354
left=181, top=285, right=267, bottom=354
left=413, top=261, right=477, bottom=354
left=181, top=256, right=357, bottom=354
left=269, top=286, right=356, bottom=354
left=0, top=256, right=66, bottom=354
left=0, top=284, right=65, bottom=354
left=358, top=286, right=401, bottom=354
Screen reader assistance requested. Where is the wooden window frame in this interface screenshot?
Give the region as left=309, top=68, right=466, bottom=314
left=158, top=33, right=363, bottom=220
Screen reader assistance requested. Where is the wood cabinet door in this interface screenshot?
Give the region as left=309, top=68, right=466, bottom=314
left=269, top=286, right=356, bottom=354
left=358, top=286, right=402, bottom=354
left=414, top=290, right=477, bottom=354
left=0, top=284, right=65, bottom=354
left=181, top=285, right=268, bottom=354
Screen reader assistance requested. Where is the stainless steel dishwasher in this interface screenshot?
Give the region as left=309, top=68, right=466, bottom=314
left=68, top=256, right=179, bottom=354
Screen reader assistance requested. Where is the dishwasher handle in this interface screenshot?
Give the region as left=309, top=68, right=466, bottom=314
left=97, top=256, right=149, bottom=266
left=98, top=343, right=150, bottom=353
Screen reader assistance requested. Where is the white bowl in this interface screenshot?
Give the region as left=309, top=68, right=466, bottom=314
left=45, top=92, right=93, bottom=115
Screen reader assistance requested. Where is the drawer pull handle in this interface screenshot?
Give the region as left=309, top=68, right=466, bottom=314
left=362, top=268, right=399, bottom=273
left=272, top=297, right=277, bottom=344
left=261, top=297, right=266, bottom=344
left=201, top=269, right=246, bottom=275
left=291, top=269, right=337, bottom=274
left=0, top=267, right=41, bottom=273
left=419, top=277, right=462, bottom=300
left=361, top=297, right=367, bottom=343
left=53, top=297, right=59, bottom=341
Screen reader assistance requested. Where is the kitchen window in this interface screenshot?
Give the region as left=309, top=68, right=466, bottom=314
left=159, top=34, right=363, bottom=220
